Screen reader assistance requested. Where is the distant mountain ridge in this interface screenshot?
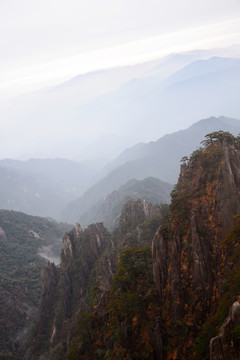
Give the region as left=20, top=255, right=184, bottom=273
left=70, top=56, right=240, bottom=143
left=104, top=116, right=240, bottom=177
left=61, top=116, right=240, bottom=223
left=78, top=177, right=172, bottom=229
left=0, top=158, right=96, bottom=219
left=2, top=51, right=240, bottom=161
left=166, top=56, right=240, bottom=84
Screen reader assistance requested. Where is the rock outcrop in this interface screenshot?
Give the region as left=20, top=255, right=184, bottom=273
left=26, top=222, right=109, bottom=359
left=152, top=135, right=240, bottom=358
left=210, top=301, right=240, bottom=360
left=26, top=132, right=240, bottom=360
left=25, top=263, right=60, bottom=359
left=26, top=198, right=163, bottom=359
left=119, top=198, right=162, bottom=230
left=77, top=177, right=171, bottom=230
left=0, top=225, right=7, bottom=239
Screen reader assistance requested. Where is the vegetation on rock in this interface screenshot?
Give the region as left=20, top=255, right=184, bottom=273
left=0, top=210, right=71, bottom=359
left=16, top=131, right=240, bottom=360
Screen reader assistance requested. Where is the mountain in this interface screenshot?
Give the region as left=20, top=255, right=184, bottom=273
left=0, top=210, right=72, bottom=357
left=25, top=131, right=240, bottom=359
left=78, top=177, right=172, bottom=229
left=61, top=56, right=240, bottom=144
left=25, top=199, right=164, bottom=360
left=0, top=166, right=66, bottom=219
left=152, top=131, right=240, bottom=359
left=2, top=49, right=239, bottom=161
left=105, top=115, right=240, bottom=174
left=0, top=158, right=96, bottom=219
left=0, top=158, right=96, bottom=199
left=209, top=301, right=240, bottom=359
left=0, top=56, right=174, bottom=160
left=166, top=56, right=240, bottom=84
left=61, top=116, right=240, bottom=223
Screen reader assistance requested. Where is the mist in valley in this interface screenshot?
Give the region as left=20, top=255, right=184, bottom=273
left=1, top=1, right=240, bottom=358
left=1, top=44, right=240, bottom=222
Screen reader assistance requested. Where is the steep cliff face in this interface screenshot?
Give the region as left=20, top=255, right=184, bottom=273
left=152, top=133, right=240, bottom=359
left=27, top=199, right=163, bottom=359
left=119, top=199, right=162, bottom=230
left=86, top=199, right=163, bottom=294
left=25, top=262, right=60, bottom=359
left=66, top=199, right=164, bottom=360
left=77, top=177, right=171, bottom=230
left=210, top=301, right=240, bottom=360
left=26, top=132, right=240, bottom=360
left=26, top=222, right=109, bottom=359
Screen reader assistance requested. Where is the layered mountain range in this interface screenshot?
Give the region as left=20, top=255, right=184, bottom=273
left=75, top=177, right=171, bottom=230
left=0, top=158, right=96, bottom=219
left=74, top=57, right=240, bottom=141
left=2, top=116, right=240, bottom=224
left=22, top=131, right=240, bottom=360
left=2, top=51, right=240, bottom=161
left=62, top=116, right=240, bottom=223
left=1, top=43, right=240, bottom=360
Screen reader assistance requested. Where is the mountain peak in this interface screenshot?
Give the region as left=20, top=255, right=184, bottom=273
left=153, top=132, right=240, bottom=358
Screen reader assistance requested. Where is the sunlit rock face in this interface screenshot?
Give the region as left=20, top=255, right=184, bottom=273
left=26, top=133, right=240, bottom=360
left=152, top=136, right=240, bottom=358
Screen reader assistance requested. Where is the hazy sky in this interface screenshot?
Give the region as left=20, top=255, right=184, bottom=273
left=0, top=0, right=240, bottom=161
left=1, top=0, right=240, bottom=99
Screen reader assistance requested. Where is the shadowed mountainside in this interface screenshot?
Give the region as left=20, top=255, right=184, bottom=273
left=61, top=116, right=240, bottom=223
left=0, top=158, right=96, bottom=219
left=25, top=131, right=240, bottom=359
left=0, top=210, right=72, bottom=357
left=78, top=177, right=172, bottom=230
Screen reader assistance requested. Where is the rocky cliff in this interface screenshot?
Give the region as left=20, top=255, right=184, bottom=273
left=26, top=131, right=240, bottom=360
left=152, top=132, right=240, bottom=359
left=26, top=199, right=163, bottom=359
left=65, top=199, right=164, bottom=360
left=119, top=198, right=162, bottom=230
left=25, top=222, right=109, bottom=359
left=78, top=177, right=171, bottom=230
left=210, top=301, right=240, bottom=360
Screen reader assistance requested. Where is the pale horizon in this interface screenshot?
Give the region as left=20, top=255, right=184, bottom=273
left=0, top=0, right=240, bottom=161
left=1, top=19, right=240, bottom=100
left=1, top=0, right=240, bottom=100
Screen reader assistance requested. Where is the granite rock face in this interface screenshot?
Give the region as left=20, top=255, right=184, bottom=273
left=25, top=262, right=60, bottom=359
left=0, top=225, right=7, bottom=239
left=93, top=198, right=163, bottom=292
left=119, top=198, right=162, bottom=230
left=215, top=140, right=240, bottom=237
left=26, top=222, right=109, bottom=359
left=152, top=137, right=240, bottom=358
left=210, top=301, right=240, bottom=360
left=26, top=198, right=163, bottom=359
left=26, top=134, right=240, bottom=359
